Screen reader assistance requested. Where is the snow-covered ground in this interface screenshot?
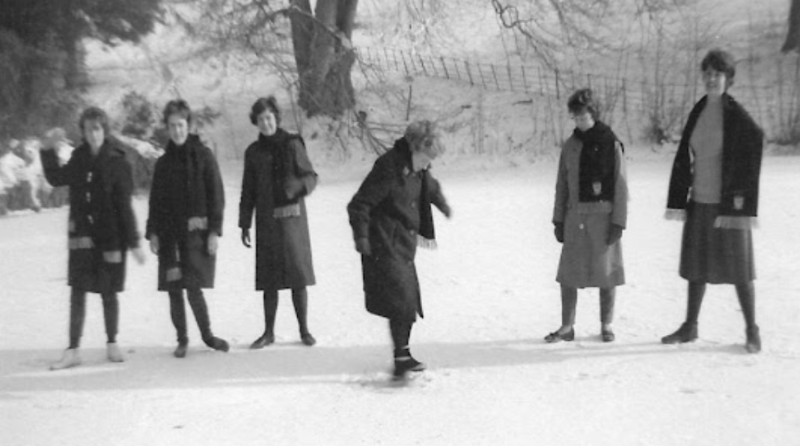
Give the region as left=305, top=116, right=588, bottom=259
left=1, top=154, right=799, bottom=445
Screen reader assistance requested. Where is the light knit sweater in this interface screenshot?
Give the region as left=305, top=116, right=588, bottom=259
left=689, top=98, right=723, bottom=204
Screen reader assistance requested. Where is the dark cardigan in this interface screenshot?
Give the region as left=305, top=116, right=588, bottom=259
left=666, top=93, right=764, bottom=219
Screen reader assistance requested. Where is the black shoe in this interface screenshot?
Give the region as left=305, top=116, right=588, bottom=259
left=300, top=332, right=316, bottom=347
left=174, top=343, right=188, bottom=358
left=205, top=336, right=230, bottom=352
left=661, top=322, right=698, bottom=344
left=544, top=328, right=575, bottom=343
left=393, top=356, right=426, bottom=378
left=745, top=326, right=761, bottom=354
left=250, top=333, right=275, bottom=349
left=601, top=327, right=615, bottom=343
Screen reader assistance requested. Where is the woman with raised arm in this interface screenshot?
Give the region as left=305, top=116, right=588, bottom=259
left=42, top=107, right=146, bottom=370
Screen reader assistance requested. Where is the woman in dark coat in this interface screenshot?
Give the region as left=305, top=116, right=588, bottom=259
left=661, top=49, right=764, bottom=353
left=347, top=120, right=451, bottom=379
left=146, top=99, right=229, bottom=358
left=546, top=88, right=628, bottom=344
left=42, top=106, right=146, bottom=370
left=239, top=96, right=318, bottom=348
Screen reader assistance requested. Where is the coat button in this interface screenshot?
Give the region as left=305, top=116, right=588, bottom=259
left=409, top=229, right=415, bottom=235
left=411, top=202, right=416, bottom=208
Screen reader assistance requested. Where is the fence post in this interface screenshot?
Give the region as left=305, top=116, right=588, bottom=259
left=778, top=57, right=784, bottom=133
left=406, top=84, right=413, bottom=122
left=440, top=57, right=450, bottom=79
left=522, top=65, right=528, bottom=92
left=490, top=63, right=500, bottom=90
left=537, top=67, right=544, bottom=95
left=554, top=68, right=561, bottom=99
left=429, top=55, right=439, bottom=77
left=465, top=61, right=474, bottom=85
left=477, top=63, right=487, bottom=88
left=400, top=50, right=410, bottom=76
left=418, top=55, right=429, bottom=76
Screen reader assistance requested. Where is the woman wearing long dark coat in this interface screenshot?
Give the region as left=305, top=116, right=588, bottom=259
left=42, top=107, right=145, bottom=370
left=146, top=99, right=229, bottom=358
left=347, top=120, right=451, bottom=379
left=662, top=49, right=764, bottom=353
left=239, top=96, right=318, bottom=348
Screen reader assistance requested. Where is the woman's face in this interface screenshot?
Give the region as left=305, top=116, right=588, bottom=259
left=256, top=110, right=277, bottom=136
left=703, top=68, right=727, bottom=97
left=572, top=111, right=595, bottom=132
left=167, top=114, right=190, bottom=146
left=82, top=119, right=105, bottom=152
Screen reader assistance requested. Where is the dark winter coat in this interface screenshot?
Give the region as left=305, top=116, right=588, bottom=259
left=667, top=94, right=764, bottom=219
left=239, top=129, right=317, bottom=291
left=347, top=138, right=450, bottom=322
left=146, top=135, right=225, bottom=291
left=41, top=139, right=141, bottom=293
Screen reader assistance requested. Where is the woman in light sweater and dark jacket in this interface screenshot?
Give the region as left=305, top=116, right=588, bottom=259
left=662, top=49, right=764, bottom=353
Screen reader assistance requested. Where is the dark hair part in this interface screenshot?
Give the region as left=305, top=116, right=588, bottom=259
left=249, top=96, right=281, bottom=126
left=162, top=99, right=193, bottom=125
left=78, top=106, right=111, bottom=136
left=701, top=48, right=736, bottom=88
left=567, top=88, right=600, bottom=119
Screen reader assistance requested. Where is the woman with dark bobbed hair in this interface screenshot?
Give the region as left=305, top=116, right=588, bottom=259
left=239, top=96, right=319, bottom=348
left=146, top=99, right=229, bottom=358
left=42, top=106, right=146, bottom=370
left=347, top=120, right=451, bottom=380
left=546, top=88, right=628, bottom=344
left=662, top=49, right=764, bottom=353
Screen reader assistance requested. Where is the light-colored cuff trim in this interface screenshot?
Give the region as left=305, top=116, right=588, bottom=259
left=103, top=251, right=122, bottom=263
left=664, top=209, right=686, bottom=222
left=273, top=204, right=301, bottom=219
left=417, top=235, right=437, bottom=250
left=188, top=217, right=208, bottom=231
left=714, top=216, right=758, bottom=230
left=166, top=267, right=182, bottom=282
left=68, top=237, right=94, bottom=249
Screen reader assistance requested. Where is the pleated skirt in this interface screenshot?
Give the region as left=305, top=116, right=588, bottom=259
left=680, top=202, right=755, bottom=284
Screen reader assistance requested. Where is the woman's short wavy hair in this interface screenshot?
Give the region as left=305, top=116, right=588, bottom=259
left=404, top=120, right=445, bottom=158
left=701, top=48, right=736, bottom=88
left=567, top=88, right=600, bottom=119
left=162, top=99, right=193, bottom=125
left=78, top=107, right=111, bottom=136
left=250, top=96, right=281, bottom=126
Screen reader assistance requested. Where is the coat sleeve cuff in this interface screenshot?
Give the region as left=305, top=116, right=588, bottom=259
left=714, top=216, right=758, bottom=230
left=664, top=209, right=686, bottom=222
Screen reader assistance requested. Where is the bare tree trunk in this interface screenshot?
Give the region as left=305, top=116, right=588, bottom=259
left=290, top=0, right=357, bottom=117
left=783, top=0, right=800, bottom=53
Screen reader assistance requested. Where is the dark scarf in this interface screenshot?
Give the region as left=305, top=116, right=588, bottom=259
left=398, top=138, right=436, bottom=247
left=258, top=128, right=302, bottom=208
left=575, top=120, right=620, bottom=203
left=164, top=135, right=204, bottom=229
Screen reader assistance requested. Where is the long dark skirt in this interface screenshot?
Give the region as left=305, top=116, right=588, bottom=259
left=680, top=202, right=755, bottom=284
